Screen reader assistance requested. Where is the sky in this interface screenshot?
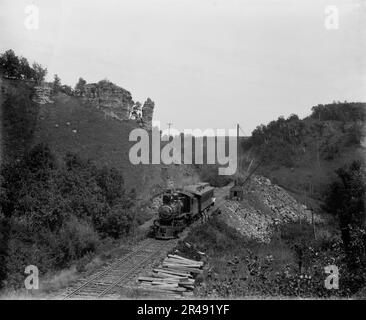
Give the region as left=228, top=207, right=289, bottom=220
left=0, top=0, right=365, bottom=135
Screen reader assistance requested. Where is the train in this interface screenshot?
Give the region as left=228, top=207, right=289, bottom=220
left=153, top=183, right=217, bottom=239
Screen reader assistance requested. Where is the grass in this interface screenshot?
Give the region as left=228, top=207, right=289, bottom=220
left=176, top=216, right=349, bottom=298
left=1, top=78, right=168, bottom=200
left=0, top=233, right=144, bottom=299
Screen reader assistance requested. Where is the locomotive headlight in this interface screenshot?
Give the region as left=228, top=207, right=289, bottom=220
left=159, top=205, right=172, bottom=220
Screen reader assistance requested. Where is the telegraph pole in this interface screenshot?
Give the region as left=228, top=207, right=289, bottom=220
left=237, top=123, right=239, bottom=173
left=317, top=112, right=321, bottom=168
left=237, top=123, right=247, bottom=174
left=310, top=181, right=316, bottom=239
left=167, top=123, right=173, bottom=137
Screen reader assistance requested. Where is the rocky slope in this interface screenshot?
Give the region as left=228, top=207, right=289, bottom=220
left=220, top=175, right=323, bottom=243
left=241, top=103, right=365, bottom=202
left=31, top=79, right=155, bottom=128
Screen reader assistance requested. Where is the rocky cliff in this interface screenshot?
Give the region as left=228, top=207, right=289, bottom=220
left=220, top=175, right=322, bottom=243
left=29, top=78, right=155, bottom=126
left=33, top=85, right=53, bottom=104
left=82, top=80, right=155, bottom=127
left=83, top=80, right=134, bottom=121
left=142, top=98, right=154, bottom=129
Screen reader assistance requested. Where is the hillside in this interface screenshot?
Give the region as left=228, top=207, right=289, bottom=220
left=0, top=73, right=201, bottom=289
left=240, top=103, right=366, bottom=208
left=0, top=77, right=198, bottom=200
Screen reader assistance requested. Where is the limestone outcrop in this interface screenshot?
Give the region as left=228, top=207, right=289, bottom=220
left=30, top=77, right=155, bottom=125
left=220, top=175, right=323, bottom=243
left=33, top=85, right=53, bottom=104
left=83, top=80, right=134, bottom=121
left=142, top=98, right=154, bottom=129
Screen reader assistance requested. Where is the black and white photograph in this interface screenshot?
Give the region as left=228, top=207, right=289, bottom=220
left=0, top=0, right=365, bottom=306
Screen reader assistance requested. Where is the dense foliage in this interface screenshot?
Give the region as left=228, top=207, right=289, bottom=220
left=52, top=74, right=62, bottom=92
left=1, top=83, right=40, bottom=162
left=311, top=102, right=366, bottom=122
left=0, top=144, right=136, bottom=288
left=180, top=160, right=366, bottom=298
left=246, top=114, right=305, bottom=166
left=324, top=161, right=366, bottom=292
left=243, top=103, right=365, bottom=168
left=0, top=50, right=47, bottom=84
left=74, top=77, right=87, bottom=95
left=180, top=216, right=364, bottom=298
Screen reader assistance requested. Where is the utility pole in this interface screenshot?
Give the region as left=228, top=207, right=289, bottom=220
left=167, top=123, right=173, bottom=137
left=310, top=181, right=316, bottom=239
left=317, top=112, right=321, bottom=169
left=237, top=123, right=239, bottom=174
left=237, top=123, right=247, bottom=174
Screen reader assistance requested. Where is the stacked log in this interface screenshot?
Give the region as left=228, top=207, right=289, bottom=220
left=137, top=254, right=203, bottom=297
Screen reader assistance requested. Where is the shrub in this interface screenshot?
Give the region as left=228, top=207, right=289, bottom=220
left=96, top=204, right=134, bottom=239
left=0, top=144, right=136, bottom=288
left=324, top=160, right=366, bottom=277
left=182, top=216, right=365, bottom=298
left=0, top=217, right=8, bottom=288
left=52, top=218, right=99, bottom=268
left=0, top=49, right=47, bottom=82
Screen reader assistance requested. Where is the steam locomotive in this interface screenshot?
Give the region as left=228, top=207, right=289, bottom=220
left=153, top=183, right=217, bottom=239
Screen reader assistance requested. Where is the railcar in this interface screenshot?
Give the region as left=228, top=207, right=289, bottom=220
left=154, top=183, right=216, bottom=239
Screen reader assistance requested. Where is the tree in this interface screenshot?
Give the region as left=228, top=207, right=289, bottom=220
left=0, top=142, right=139, bottom=287
left=60, top=85, right=73, bottom=95
left=288, top=114, right=299, bottom=121
left=0, top=49, right=20, bottom=78
left=75, top=77, right=86, bottom=96
left=19, top=56, right=34, bottom=80
left=0, top=50, right=48, bottom=82
left=131, top=101, right=142, bottom=119
left=324, top=161, right=366, bottom=269
left=32, top=62, right=47, bottom=84
left=53, top=74, right=62, bottom=92
left=0, top=206, right=8, bottom=288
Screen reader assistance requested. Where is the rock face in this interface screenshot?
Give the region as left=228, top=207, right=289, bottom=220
left=83, top=80, right=134, bottom=121
left=142, top=98, right=154, bottom=129
left=33, top=85, right=53, bottom=104
left=220, top=175, right=323, bottom=243
left=31, top=78, right=155, bottom=125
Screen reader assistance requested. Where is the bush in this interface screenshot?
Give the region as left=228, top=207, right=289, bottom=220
left=0, top=49, right=47, bottom=82
left=0, top=144, right=136, bottom=288
left=96, top=204, right=134, bottom=239
left=182, top=217, right=365, bottom=298
left=324, top=161, right=366, bottom=272
left=310, top=102, right=366, bottom=122
left=52, top=218, right=99, bottom=267
left=0, top=217, right=8, bottom=288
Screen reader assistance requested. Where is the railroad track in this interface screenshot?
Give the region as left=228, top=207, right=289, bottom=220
left=60, top=184, right=232, bottom=300
left=61, top=238, right=178, bottom=300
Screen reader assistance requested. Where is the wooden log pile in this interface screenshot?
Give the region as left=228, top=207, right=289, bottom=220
left=137, top=254, right=204, bottom=297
